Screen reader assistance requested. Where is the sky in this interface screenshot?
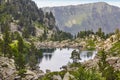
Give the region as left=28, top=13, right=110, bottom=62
left=32, top=0, right=120, bottom=8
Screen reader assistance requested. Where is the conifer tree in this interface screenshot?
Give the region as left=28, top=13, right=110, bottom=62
left=115, top=28, right=120, bottom=41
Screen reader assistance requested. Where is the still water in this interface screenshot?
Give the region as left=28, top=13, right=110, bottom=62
left=39, top=48, right=97, bottom=72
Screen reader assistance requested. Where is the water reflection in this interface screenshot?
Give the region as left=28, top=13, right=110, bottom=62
left=39, top=48, right=97, bottom=72
left=87, top=52, right=93, bottom=57
left=80, top=51, right=97, bottom=62
left=44, top=54, right=52, bottom=60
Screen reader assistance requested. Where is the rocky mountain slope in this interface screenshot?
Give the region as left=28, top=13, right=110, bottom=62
left=0, top=0, right=58, bottom=39
left=43, top=2, right=120, bottom=34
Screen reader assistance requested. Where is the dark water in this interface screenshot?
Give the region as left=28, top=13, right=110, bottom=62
left=39, top=48, right=97, bottom=72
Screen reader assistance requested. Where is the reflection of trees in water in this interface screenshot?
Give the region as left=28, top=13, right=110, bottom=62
left=39, top=48, right=56, bottom=53
left=44, top=54, right=52, bottom=60
left=38, top=48, right=56, bottom=62
left=79, top=51, right=94, bottom=59
left=60, top=48, right=62, bottom=50
left=36, top=50, right=43, bottom=63
left=38, top=58, right=42, bottom=63
left=67, top=48, right=70, bottom=50
left=87, top=52, right=93, bottom=58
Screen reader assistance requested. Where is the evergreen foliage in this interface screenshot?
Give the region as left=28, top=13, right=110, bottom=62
left=71, top=67, right=105, bottom=80
left=115, top=28, right=120, bottom=41
left=77, top=30, right=94, bottom=38
left=51, top=31, right=73, bottom=41
left=28, top=42, right=38, bottom=70
left=71, top=50, right=80, bottom=63
left=98, top=49, right=120, bottom=80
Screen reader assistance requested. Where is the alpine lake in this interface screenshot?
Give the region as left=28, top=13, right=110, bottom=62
left=38, top=48, right=97, bottom=72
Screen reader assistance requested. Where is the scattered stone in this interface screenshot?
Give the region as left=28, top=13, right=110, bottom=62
left=63, top=72, right=75, bottom=80
left=53, top=75, right=62, bottom=80
left=14, top=76, right=21, bottom=80
left=1, top=62, right=8, bottom=67
left=61, top=65, right=67, bottom=70
left=46, top=69, right=51, bottom=73
left=107, top=57, right=118, bottom=65
left=0, top=57, right=17, bottom=80
left=0, top=56, right=45, bottom=80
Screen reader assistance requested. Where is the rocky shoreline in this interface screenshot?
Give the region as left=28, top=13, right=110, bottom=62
left=1, top=35, right=120, bottom=80
left=1, top=55, right=119, bottom=80
left=34, top=40, right=85, bottom=49
left=82, top=56, right=120, bottom=71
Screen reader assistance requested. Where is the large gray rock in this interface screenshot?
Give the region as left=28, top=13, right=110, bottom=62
left=52, top=75, right=62, bottom=80
left=24, top=70, right=45, bottom=80
left=107, top=57, right=120, bottom=71
left=107, top=57, right=118, bottom=65
left=63, top=72, right=75, bottom=80
left=0, top=57, right=17, bottom=80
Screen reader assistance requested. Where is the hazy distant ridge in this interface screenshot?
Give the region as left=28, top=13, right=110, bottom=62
left=43, top=2, right=120, bottom=34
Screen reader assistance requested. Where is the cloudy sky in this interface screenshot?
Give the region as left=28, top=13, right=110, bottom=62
left=32, top=0, right=120, bottom=8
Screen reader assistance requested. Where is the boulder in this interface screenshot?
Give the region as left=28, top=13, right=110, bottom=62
left=14, top=76, right=21, bottom=80
left=52, top=75, right=62, bottom=80
left=106, top=57, right=120, bottom=71
left=1, top=62, right=8, bottom=67
left=107, top=57, right=118, bottom=65
left=63, top=72, right=75, bottom=80
left=24, top=70, right=45, bottom=80
left=0, top=57, right=17, bottom=80
left=46, top=69, right=51, bottom=73
left=25, top=70, right=36, bottom=76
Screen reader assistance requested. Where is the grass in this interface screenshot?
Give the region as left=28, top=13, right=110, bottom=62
left=86, top=39, right=96, bottom=51
left=109, top=41, right=120, bottom=56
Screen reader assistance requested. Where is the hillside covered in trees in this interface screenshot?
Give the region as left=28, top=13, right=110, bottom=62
left=0, top=0, right=73, bottom=41
left=0, top=0, right=73, bottom=79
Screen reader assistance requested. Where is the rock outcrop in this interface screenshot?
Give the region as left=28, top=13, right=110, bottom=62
left=0, top=57, right=16, bottom=80
left=52, top=75, right=62, bottom=80
left=0, top=56, right=45, bottom=80
left=63, top=72, right=75, bottom=80
left=82, top=56, right=120, bottom=71
left=0, top=0, right=58, bottom=37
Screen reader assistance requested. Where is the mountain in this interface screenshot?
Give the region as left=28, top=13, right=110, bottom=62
left=43, top=2, right=120, bottom=34
left=0, top=0, right=59, bottom=38
left=0, top=0, right=73, bottom=41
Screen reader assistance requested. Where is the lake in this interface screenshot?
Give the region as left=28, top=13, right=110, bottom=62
left=39, top=48, right=97, bottom=72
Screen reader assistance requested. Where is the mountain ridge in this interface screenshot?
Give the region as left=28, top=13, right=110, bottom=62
left=43, top=2, right=120, bottom=34
left=0, top=0, right=58, bottom=37
left=0, top=0, right=73, bottom=41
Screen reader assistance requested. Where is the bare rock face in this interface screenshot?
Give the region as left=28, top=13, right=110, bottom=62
left=0, top=57, right=17, bottom=80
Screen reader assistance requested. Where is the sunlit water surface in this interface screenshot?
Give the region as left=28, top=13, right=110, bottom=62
left=39, top=48, right=97, bottom=72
